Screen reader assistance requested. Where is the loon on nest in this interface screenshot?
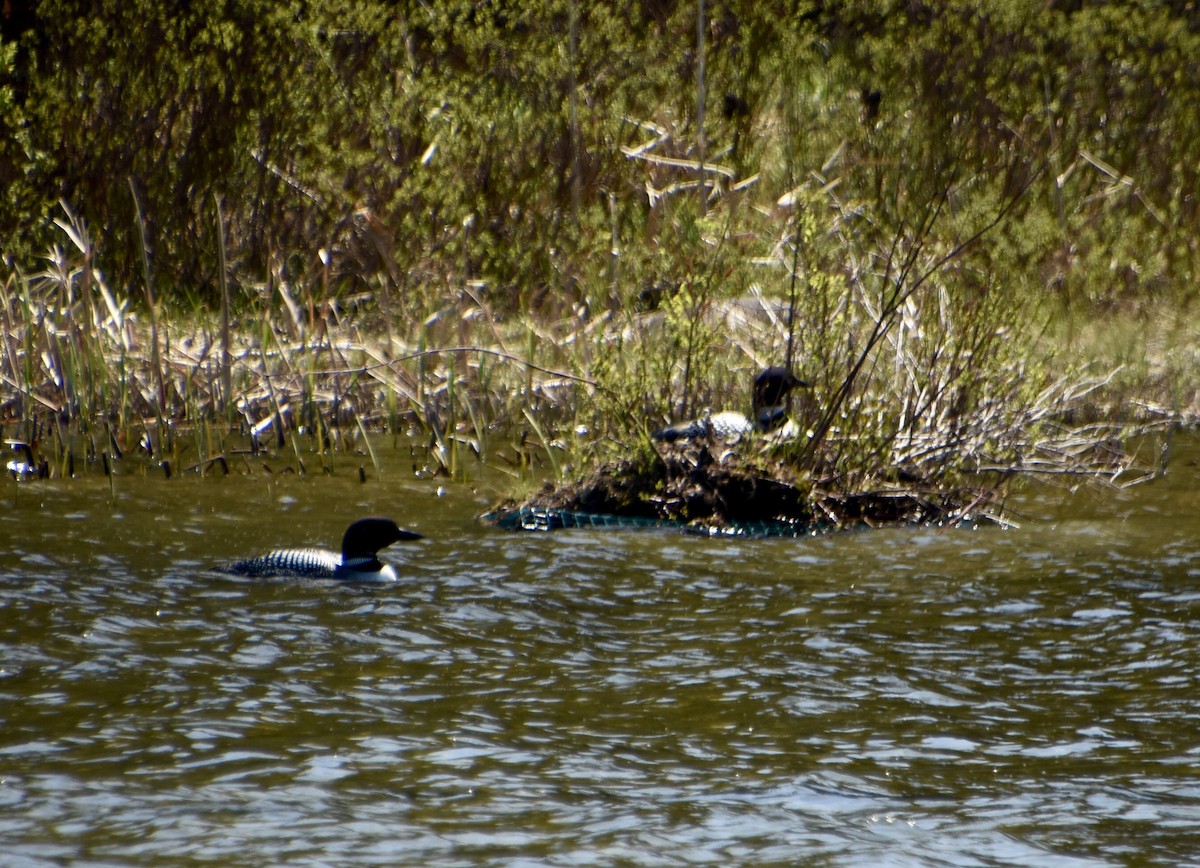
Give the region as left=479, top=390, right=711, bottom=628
left=215, top=517, right=422, bottom=581
left=652, top=366, right=810, bottom=443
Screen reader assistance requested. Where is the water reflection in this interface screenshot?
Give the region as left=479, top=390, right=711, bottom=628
left=1, top=440, right=1199, bottom=864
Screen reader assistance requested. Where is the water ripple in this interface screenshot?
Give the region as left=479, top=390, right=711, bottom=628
left=2, top=457, right=1200, bottom=864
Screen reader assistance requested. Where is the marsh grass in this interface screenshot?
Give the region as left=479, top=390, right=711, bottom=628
left=0, top=205, right=594, bottom=482
left=1048, top=299, right=1200, bottom=426
left=0, top=150, right=1178, bottom=512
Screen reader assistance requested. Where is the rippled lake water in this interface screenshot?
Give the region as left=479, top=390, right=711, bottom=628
left=3, top=437, right=1199, bottom=866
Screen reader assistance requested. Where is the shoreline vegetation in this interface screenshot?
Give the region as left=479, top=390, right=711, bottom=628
left=1, top=200, right=1185, bottom=532
left=2, top=3, right=1197, bottom=531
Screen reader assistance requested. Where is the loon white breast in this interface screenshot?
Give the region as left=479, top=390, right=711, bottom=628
left=652, top=366, right=810, bottom=443
left=215, top=517, right=422, bottom=581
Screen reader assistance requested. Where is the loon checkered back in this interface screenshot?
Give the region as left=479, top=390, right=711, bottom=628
left=215, top=517, right=422, bottom=581
left=220, top=547, right=344, bottom=578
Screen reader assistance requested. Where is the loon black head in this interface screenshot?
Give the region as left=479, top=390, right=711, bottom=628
left=340, top=517, right=423, bottom=571
left=751, top=366, right=811, bottom=431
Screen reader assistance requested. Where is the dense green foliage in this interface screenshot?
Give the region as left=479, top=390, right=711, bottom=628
left=0, top=1, right=1195, bottom=491
left=3, top=0, right=1197, bottom=310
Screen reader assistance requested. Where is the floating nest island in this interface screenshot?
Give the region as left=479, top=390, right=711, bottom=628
left=485, top=368, right=1151, bottom=538
left=487, top=438, right=1008, bottom=537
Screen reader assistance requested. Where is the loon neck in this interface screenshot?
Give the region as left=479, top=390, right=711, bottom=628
left=756, top=404, right=789, bottom=432
left=751, top=366, right=810, bottom=432
left=335, top=559, right=398, bottom=582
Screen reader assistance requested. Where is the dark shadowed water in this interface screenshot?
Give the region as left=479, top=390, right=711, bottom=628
left=2, top=437, right=1199, bottom=866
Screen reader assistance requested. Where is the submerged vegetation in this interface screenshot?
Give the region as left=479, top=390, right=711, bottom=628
left=0, top=2, right=1196, bottom=525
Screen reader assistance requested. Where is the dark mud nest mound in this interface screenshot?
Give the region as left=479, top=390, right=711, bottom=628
left=486, top=440, right=1003, bottom=536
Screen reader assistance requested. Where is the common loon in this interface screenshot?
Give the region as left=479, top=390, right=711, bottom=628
left=215, top=517, right=422, bottom=581
left=652, top=366, right=810, bottom=443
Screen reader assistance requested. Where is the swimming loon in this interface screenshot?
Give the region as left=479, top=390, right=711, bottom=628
left=215, top=517, right=422, bottom=581
left=652, top=366, right=810, bottom=443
